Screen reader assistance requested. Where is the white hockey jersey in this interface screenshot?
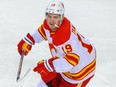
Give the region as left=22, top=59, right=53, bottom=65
left=31, top=17, right=96, bottom=84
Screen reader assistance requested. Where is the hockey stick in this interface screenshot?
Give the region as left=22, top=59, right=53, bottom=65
left=17, top=68, right=31, bottom=82
left=16, top=51, right=24, bottom=82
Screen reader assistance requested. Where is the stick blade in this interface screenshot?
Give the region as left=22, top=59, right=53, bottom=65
left=16, top=76, right=20, bottom=82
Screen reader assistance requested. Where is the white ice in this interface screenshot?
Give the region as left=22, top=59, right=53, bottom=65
left=0, top=0, right=116, bottom=87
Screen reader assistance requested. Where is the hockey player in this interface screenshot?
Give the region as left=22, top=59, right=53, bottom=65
left=17, top=1, right=96, bottom=87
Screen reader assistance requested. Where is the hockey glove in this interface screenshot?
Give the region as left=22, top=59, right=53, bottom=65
left=17, top=33, right=35, bottom=56
left=33, top=58, right=56, bottom=83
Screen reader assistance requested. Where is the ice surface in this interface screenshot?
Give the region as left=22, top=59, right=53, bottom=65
left=0, top=0, right=116, bottom=87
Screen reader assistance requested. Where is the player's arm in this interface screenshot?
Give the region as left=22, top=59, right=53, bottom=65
left=53, top=53, right=80, bottom=72
left=17, top=24, right=47, bottom=56
left=31, top=24, right=47, bottom=43
left=52, top=29, right=81, bottom=72
left=33, top=41, right=80, bottom=74
left=33, top=43, right=80, bottom=86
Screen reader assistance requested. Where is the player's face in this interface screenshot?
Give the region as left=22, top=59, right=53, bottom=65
left=46, top=13, right=61, bottom=32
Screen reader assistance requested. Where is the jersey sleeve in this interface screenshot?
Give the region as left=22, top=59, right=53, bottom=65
left=31, top=24, right=47, bottom=43
left=53, top=40, right=80, bottom=72
left=53, top=58, right=74, bottom=72
left=52, top=36, right=80, bottom=72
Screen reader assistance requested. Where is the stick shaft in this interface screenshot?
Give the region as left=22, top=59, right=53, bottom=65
left=16, top=53, right=24, bottom=82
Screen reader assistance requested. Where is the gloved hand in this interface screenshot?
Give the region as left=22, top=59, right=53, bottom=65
left=17, top=33, right=35, bottom=56
left=33, top=58, right=56, bottom=83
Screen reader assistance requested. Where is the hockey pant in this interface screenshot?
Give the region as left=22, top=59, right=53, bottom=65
left=37, top=73, right=94, bottom=87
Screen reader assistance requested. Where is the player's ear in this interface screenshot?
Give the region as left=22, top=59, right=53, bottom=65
left=45, top=13, right=48, bottom=17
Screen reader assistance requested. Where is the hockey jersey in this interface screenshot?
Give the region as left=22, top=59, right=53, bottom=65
left=31, top=17, right=96, bottom=84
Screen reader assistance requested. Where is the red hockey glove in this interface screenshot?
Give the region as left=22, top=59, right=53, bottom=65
left=17, top=33, right=35, bottom=56
left=33, top=58, right=56, bottom=83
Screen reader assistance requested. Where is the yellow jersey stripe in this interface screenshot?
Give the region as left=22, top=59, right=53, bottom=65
left=63, top=58, right=96, bottom=80
left=38, top=25, right=47, bottom=40
left=64, top=53, right=80, bottom=66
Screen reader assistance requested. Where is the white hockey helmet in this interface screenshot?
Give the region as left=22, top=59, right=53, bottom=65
left=45, top=1, right=65, bottom=21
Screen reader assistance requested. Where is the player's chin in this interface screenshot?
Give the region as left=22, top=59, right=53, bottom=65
left=51, top=28, right=57, bottom=32
left=51, top=28, right=56, bottom=32
left=49, top=26, right=56, bottom=31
